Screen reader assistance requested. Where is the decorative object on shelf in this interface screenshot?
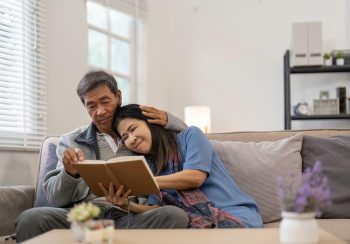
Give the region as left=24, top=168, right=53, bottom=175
left=293, top=101, right=309, bottom=116
left=290, top=22, right=323, bottom=66
left=184, top=106, right=211, bottom=133
left=67, top=202, right=101, bottom=242
left=336, top=87, right=347, bottom=114
left=313, top=98, right=339, bottom=115
left=331, top=49, right=350, bottom=65
left=323, top=53, right=332, bottom=66
left=319, top=91, right=330, bottom=100
left=314, top=90, right=340, bottom=115
left=277, top=161, right=332, bottom=244
left=335, top=51, right=345, bottom=66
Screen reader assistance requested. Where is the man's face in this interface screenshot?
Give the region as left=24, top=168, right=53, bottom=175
left=83, top=84, right=122, bottom=134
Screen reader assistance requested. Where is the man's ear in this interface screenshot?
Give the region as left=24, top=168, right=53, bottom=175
left=117, top=89, right=122, bottom=107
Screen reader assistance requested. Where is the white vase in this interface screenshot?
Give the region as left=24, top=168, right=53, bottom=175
left=324, top=59, right=332, bottom=66
left=280, top=212, right=318, bottom=244
left=71, top=221, right=85, bottom=242
left=336, top=58, right=344, bottom=66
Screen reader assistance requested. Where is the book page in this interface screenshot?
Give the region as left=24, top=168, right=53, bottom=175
left=106, top=156, right=144, bottom=164
left=78, top=160, right=106, bottom=164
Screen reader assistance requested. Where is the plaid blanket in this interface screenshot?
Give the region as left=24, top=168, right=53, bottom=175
left=157, top=159, right=245, bottom=228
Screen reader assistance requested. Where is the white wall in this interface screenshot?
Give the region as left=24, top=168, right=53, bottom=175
left=347, top=0, right=350, bottom=49
left=46, top=0, right=91, bottom=135
left=147, top=0, right=349, bottom=132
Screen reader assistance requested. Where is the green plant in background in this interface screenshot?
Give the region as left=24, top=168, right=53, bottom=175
left=323, top=53, right=331, bottom=60
left=336, top=51, right=344, bottom=60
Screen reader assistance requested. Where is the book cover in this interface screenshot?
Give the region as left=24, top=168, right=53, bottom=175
left=73, top=156, right=160, bottom=197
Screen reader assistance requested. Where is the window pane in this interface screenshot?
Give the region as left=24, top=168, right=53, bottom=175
left=109, top=9, right=132, bottom=39
left=117, top=77, right=130, bottom=105
left=87, top=1, right=108, bottom=30
left=111, top=38, right=130, bottom=75
left=88, top=29, right=108, bottom=68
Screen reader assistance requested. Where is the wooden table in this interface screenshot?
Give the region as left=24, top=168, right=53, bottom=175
left=22, top=228, right=346, bottom=244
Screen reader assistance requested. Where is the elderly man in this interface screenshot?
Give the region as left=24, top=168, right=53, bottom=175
left=16, top=70, right=189, bottom=242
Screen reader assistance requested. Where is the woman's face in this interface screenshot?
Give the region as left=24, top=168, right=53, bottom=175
left=117, top=118, right=152, bottom=154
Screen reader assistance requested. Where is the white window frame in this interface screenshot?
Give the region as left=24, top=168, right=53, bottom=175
left=86, top=0, right=147, bottom=104
left=0, top=0, right=47, bottom=150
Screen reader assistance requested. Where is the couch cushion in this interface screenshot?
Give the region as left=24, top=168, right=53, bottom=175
left=34, top=140, right=59, bottom=207
left=210, top=133, right=303, bottom=224
left=301, top=135, right=350, bottom=218
left=207, top=129, right=350, bottom=142
left=0, top=186, right=34, bottom=236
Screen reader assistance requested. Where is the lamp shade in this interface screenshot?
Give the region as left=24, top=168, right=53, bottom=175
left=184, top=106, right=211, bottom=133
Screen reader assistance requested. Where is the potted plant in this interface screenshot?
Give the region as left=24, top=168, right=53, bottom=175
left=323, top=53, right=332, bottom=66
left=67, top=202, right=101, bottom=242
left=336, top=51, right=345, bottom=65
left=276, top=161, right=332, bottom=244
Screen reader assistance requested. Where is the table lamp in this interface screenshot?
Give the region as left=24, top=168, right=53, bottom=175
left=184, top=106, right=211, bottom=133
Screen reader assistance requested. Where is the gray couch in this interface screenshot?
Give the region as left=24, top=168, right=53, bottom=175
left=1, top=129, right=349, bottom=243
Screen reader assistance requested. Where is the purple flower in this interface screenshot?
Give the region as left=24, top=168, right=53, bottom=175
left=276, top=161, right=332, bottom=217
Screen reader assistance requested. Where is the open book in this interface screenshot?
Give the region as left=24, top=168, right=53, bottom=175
left=72, top=156, right=160, bottom=197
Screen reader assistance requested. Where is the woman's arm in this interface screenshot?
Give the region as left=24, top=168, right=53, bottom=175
left=156, top=127, right=215, bottom=190
left=156, top=169, right=207, bottom=190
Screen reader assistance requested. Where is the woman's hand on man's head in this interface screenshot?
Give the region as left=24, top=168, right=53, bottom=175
left=139, top=105, right=168, bottom=127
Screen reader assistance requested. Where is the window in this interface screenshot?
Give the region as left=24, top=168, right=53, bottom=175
left=0, top=0, right=46, bottom=150
left=87, top=0, right=147, bottom=105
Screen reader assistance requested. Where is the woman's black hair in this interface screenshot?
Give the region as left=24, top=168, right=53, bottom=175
left=112, top=104, right=179, bottom=175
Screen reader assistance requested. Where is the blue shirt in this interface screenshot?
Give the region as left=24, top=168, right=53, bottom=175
left=148, top=126, right=263, bottom=228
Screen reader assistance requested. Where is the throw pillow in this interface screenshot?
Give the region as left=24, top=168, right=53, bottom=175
left=210, top=133, right=303, bottom=224
left=301, top=135, right=350, bottom=218
left=34, top=143, right=58, bottom=207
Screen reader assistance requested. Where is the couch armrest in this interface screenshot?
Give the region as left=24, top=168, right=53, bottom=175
left=0, top=186, right=35, bottom=236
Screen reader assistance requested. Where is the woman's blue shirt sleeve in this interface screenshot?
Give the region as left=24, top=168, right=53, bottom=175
left=178, top=126, right=213, bottom=174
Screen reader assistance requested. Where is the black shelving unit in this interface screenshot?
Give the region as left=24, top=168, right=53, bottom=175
left=284, top=50, right=350, bottom=130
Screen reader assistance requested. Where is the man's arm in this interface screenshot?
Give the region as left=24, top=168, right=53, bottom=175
left=140, top=105, right=187, bottom=132
left=165, top=112, right=187, bottom=132
left=43, top=134, right=90, bottom=207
